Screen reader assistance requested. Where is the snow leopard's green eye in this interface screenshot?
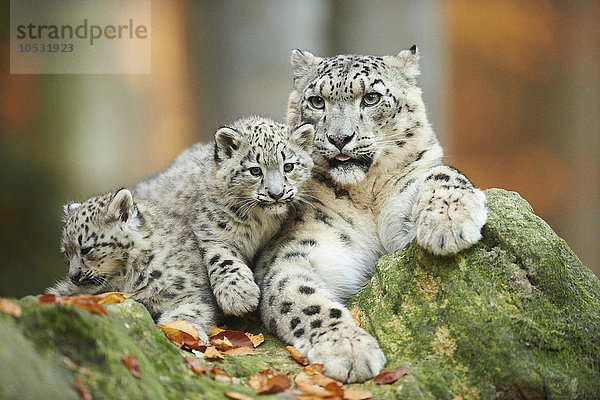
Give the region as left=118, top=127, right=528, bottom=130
left=308, top=96, right=325, bottom=110
left=283, top=163, right=294, bottom=173
left=249, top=167, right=263, bottom=177
left=362, top=92, right=381, bottom=106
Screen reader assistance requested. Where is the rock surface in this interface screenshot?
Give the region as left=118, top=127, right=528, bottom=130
left=1, top=188, right=599, bottom=399
left=353, top=188, right=600, bottom=399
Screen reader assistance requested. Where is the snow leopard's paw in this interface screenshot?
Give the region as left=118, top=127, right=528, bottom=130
left=213, top=269, right=260, bottom=316
left=414, top=167, right=487, bottom=256
left=299, top=323, right=386, bottom=383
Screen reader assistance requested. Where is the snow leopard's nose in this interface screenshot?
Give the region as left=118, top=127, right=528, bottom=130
left=327, top=132, right=354, bottom=151
left=268, top=190, right=283, bottom=201
left=69, top=270, right=82, bottom=283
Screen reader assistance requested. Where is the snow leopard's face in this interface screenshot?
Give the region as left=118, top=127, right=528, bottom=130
left=214, top=116, right=314, bottom=216
left=60, top=189, right=142, bottom=293
left=287, top=47, right=425, bottom=186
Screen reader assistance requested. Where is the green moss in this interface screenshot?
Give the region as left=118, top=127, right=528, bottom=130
left=354, top=189, right=600, bottom=399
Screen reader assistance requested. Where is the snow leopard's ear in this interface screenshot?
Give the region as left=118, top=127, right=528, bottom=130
left=388, top=45, right=421, bottom=78
left=214, top=127, right=242, bottom=162
left=290, top=123, right=315, bottom=151
left=108, top=188, right=136, bottom=223
left=291, top=49, right=321, bottom=81
left=63, top=201, right=81, bottom=218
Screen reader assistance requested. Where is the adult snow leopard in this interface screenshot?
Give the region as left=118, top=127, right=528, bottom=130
left=254, top=47, right=487, bottom=382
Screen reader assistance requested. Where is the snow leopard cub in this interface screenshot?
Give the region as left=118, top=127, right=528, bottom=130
left=47, top=189, right=218, bottom=341
left=133, top=116, right=315, bottom=316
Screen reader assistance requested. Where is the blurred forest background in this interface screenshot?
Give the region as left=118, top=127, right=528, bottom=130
left=1, top=0, right=598, bottom=297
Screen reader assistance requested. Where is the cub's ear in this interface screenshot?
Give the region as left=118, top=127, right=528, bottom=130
left=214, top=127, right=242, bottom=162
left=108, top=188, right=136, bottom=222
left=290, top=49, right=321, bottom=80
left=387, top=45, right=421, bottom=78
left=63, top=201, right=81, bottom=218
left=290, top=123, right=315, bottom=151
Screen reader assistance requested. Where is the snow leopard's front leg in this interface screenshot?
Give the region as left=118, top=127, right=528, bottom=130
left=413, top=165, right=487, bottom=255
left=258, top=261, right=386, bottom=383
left=203, top=245, right=260, bottom=316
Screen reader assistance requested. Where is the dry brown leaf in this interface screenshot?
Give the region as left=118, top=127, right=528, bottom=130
left=157, top=320, right=200, bottom=341
left=225, top=392, right=254, bottom=400
left=223, top=347, right=255, bottom=356
left=208, top=324, right=226, bottom=337
left=39, top=294, right=108, bottom=315
left=185, top=356, right=209, bottom=376
left=0, top=298, right=21, bottom=317
left=349, top=305, right=360, bottom=326
left=373, top=367, right=409, bottom=385
left=211, top=330, right=254, bottom=348
left=212, top=337, right=236, bottom=352
left=245, top=332, right=264, bottom=348
left=203, top=346, right=225, bottom=360
left=75, top=377, right=92, bottom=400
left=212, top=367, right=241, bottom=384
left=122, top=354, right=142, bottom=379
left=343, top=390, right=373, bottom=400
left=95, top=291, right=138, bottom=305
left=247, top=368, right=291, bottom=394
left=303, top=364, right=324, bottom=375
left=285, top=345, right=309, bottom=366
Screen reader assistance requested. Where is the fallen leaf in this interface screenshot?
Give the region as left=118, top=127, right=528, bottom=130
left=225, top=392, right=254, bottom=400
left=452, top=396, right=463, bottom=400
left=245, top=332, right=264, bottom=348
left=203, top=346, right=225, bottom=360
left=212, top=367, right=241, bottom=384
left=247, top=368, right=291, bottom=394
left=0, top=298, right=21, bottom=317
left=39, top=294, right=58, bottom=304
left=303, top=364, right=324, bottom=375
left=349, top=305, right=360, bottom=326
left=157, top=320, right=205, bottom=351
left=223, top=347, right=255, bottom=356
left=186, top=356, right=209, bottom=376
left=285, top=345, right=309, bottom=366
left=211, top=330, right=254, bottom=348
left=122, top=354, right=142, bottom=378
left=75, top=377, right=92, bottom=400
left=95, top=291, right=138, bottom=305
left=343, top=390, right=373, bottom=400
left=157, top=320, right=200, bottom=342
left=208, top=324, right=226, bottom=337
left=373, top=367, right=409, bottom=385
left=212, top=336, right=236, bottom=352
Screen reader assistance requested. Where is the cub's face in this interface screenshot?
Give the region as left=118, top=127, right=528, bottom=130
left=287, top=47, right=424, bottom=186
left=60, top=189, right=141, bottom=293
left=214, top=116, right=314, bottom=215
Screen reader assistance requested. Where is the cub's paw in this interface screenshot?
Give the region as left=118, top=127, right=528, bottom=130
left=213, top=273, right=260, bottom=316
left=300, top=324, right=386, bottom=383
left=414, top=183, right=487, bottom=256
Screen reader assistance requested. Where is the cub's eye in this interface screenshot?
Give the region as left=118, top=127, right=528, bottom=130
left=283, top=163, right=295, bottom=173
left=80, top=247, right=92, bottom=256
left=249, top=167, right=263, bottom=177
left=362, top=92, right=381, bottom=106
left=308, top=96, right=325, bottom=110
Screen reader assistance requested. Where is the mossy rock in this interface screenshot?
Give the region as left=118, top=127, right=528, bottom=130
left=353, top=188, right=600, bottom=399
left=1, top=188, right=598, bottom=399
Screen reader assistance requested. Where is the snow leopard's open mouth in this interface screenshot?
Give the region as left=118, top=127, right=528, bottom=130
left=327, top=153, right=373, bottom=171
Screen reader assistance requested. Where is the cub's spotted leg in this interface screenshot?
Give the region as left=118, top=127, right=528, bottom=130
left=260, top=264, right=386, bottom=383
left=204, top=246, right=260, bottom=316
left=158, top=300, right=217, bottom=343
left=413, top=165, right=487, bottom=255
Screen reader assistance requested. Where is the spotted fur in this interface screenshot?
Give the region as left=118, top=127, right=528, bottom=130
left=133, top=116, right=315, bottom=316
left=255, top=48, right=487, bottom=382
left=47, top=189, right=218, bottom=341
